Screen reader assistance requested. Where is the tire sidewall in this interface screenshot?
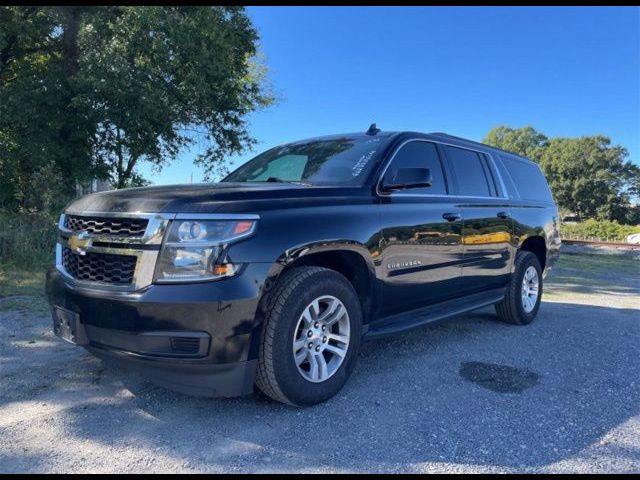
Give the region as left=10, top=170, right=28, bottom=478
left=269, top=270, right=362, bottom=406
left=514, top=252, right=543, bottom=324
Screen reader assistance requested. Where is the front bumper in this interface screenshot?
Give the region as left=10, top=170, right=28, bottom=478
left=46, top=263, right=271, bottom=397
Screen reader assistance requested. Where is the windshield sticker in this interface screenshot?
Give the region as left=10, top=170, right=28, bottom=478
left=352, top=150, right=376, bottom=177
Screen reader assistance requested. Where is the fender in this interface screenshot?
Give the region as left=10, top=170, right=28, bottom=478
left=263, top=238, right=380, bottom=315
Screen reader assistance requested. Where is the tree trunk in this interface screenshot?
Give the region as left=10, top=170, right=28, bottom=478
left=116, top=156, right=138, bottom=189
left=58, top=6, right=83, bottom=198
left=62, top=7, right=81, bottom=77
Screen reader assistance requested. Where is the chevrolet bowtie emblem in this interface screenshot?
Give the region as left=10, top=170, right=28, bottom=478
left=68, top=232, right=92, bottom=255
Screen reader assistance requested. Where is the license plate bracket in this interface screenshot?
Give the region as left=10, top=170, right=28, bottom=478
left=52, top=307, right=88, bottom=345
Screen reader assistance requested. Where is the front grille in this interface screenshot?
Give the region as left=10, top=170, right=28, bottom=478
left=62, top=247, right=137, bottom=284
left=64, top=215, right=148, bottom=237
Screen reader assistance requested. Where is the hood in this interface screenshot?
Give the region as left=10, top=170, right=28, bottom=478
left=65, top=182, right=372, bottom=215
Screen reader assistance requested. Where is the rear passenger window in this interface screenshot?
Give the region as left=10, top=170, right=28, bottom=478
left=384, top=141, right=447, bottom=195
left=444, top=146, right=492, bottom=197
left=502, top=156, right=554, bottom=202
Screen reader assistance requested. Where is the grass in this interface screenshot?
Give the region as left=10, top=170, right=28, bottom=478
left=0, top=267, right=47, bottom=297
left=0, top=212, right=56, bottom=313
left=554, top=251, right=640, bottom=276
left=0, top=212, right=57, bottom=269
left=544, top=251, right=639, bottom=307
left=0, top=267, right=49, bottom=314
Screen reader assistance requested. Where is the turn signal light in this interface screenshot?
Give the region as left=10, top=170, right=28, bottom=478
left=233, top=221, right=254, bottom=235
left=212, top=264, right=236, bottom=276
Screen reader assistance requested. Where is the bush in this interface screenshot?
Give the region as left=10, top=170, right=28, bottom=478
left=561, top=219, right=640, bottom=242
left=0, top=212, right=58, bottom=270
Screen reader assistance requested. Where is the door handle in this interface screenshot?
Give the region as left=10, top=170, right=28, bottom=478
left=497, top=211, right=511, bottom=219
left=442, top=212, right=462, bottom=222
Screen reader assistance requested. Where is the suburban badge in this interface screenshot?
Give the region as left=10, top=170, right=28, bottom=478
left=387, top=260, right=423, bottom=270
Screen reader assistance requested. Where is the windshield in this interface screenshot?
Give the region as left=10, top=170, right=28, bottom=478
left=223, top=136, right=387, bottom=186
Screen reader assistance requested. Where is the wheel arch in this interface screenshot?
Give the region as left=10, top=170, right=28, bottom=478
left=519, top=235, right=546, bottom=270
left=263, top=241, right=378, bottom=324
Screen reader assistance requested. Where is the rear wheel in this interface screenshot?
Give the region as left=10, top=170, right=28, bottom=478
left=495, top=250, right=543, bottom=325
left=255, top=266, right=362, bottom=406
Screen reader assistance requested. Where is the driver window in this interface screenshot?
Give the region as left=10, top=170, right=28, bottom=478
left=384, top=141, right=447, bottom=194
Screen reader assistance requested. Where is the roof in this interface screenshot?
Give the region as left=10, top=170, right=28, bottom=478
left=279, top=129, right=536, bottom=164
left=428, top=132, right=535, bottom=163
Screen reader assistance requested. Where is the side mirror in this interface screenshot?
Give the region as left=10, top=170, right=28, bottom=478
left=383, top=167, right=432, bottom=191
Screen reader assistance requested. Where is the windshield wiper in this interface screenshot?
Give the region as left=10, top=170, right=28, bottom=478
left=264, top=177, right=312, bottom=186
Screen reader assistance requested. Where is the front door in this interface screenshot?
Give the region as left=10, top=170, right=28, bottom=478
left=377, top=140, right=464, bottom=317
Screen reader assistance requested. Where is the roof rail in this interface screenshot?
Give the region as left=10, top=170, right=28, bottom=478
left=429, top=132, right=532, bottom=161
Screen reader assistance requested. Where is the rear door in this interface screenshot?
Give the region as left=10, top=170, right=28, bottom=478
left=441, top=144, right=514, bottom=292
left=377, top=140, right=464, bottom=317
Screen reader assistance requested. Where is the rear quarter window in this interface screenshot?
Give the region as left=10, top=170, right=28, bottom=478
left=501, top=155, right=553, bottom=203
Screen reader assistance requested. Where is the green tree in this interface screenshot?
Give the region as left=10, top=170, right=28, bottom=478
left=483, top=125, right=549, bottom=162
left=483, top=126, right=639, bottom=223
left=1, top=7, right=95, bottom=211
left=0, top=6, right=272, bottom=210
left=539, top=136, right=638, bottom=222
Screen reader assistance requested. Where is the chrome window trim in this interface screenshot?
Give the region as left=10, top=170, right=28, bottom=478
left=493, top=154, right=521, bottom=200
left=376, top=138, right=509, bottom=200
left=484, top=152, right=509, bottom=199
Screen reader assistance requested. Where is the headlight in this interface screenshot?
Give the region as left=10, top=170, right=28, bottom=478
left=155, top=219, right=256, bottom=283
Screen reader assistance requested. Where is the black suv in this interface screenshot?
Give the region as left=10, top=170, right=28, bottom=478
left=47, top=128, right=561, bottom=406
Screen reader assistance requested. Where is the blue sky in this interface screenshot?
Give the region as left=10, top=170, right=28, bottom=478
left=139, top=6, right=640, bottom=185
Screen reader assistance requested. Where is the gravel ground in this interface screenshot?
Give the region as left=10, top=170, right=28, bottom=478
left=1, top=251, right=639, bottom=473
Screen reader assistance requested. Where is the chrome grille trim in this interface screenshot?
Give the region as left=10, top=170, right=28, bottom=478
left=64, top=215, right=148, bottom=237
left=56, top=212, right=174, bottom=292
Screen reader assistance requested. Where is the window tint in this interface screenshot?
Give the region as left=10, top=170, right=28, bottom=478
left=246, top=154, right=307, bottom=181
left=502, top=156, right=553, bottom=202
left=444, top=146, right=492, bottom=197
left=494, top=155, right=519, bottom=199
left=383, top=141, right=447, bottom=194
left=224, top=137, right=388, bottom=186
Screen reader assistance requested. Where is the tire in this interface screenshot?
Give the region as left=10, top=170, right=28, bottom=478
left=495, top=250, right=543, bottom=325
left=255, top=266, right=362, bottom=406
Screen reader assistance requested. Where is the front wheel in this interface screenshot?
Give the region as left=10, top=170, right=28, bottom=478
left=495, top=250, right=543, bottom=325
left=255, top=267, right=362, bottom=406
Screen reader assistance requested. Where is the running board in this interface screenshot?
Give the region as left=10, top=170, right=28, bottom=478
left=364, top=288, right=505, bottom=340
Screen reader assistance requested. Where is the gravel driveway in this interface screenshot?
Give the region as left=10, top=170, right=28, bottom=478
left=1, top=251, right=639, bottom=473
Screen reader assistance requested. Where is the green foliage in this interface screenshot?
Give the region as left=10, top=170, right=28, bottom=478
left=484, top=126, right=639, bottom=224
left=483, top=125, right=549, bottom=162
left=0, top=6, right=272, bottom=211
left=540, top=136, right=638, bottom=222
left=561, top=219, right=640, bottom=242
left=0, top=212, right=57, bottom=269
